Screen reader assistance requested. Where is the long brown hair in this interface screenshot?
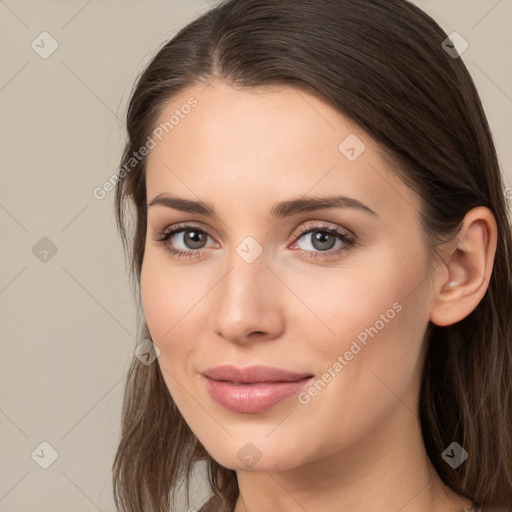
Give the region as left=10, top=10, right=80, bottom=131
left=112, top=1, right=512, bottom=510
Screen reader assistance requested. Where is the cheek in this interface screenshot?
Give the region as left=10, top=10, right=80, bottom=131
left=141, top=249, right=202, bottom=340
left=289, top=246, right=425, bottom=356
left=141, top=253, right=185, bottom=373
left=296, top=245, right=427, bottom=377
left=314, top=294, right=426, bottom=455
left=140, top=251, right=211, bottom=390
left=140, top=263, right=193, bottom=414
left=141, top=260, right=173, bottom=342
left=297, top=251, right=429, bottom=438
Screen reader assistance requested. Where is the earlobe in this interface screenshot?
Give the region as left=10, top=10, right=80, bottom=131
left=429, top=207, right=498, bottom=327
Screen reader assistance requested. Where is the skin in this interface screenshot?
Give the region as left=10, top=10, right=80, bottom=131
left=140, top=79, right=497, bottom=511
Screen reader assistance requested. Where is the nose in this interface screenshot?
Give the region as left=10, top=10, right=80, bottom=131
left=209, top=251, right=286, bottom=344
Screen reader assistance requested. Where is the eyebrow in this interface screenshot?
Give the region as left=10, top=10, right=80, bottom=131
left=147, top=193, right=379, bottom=219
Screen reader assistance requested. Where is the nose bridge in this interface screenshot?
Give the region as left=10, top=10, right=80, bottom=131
left=209, top=243, right=283, bottom=342
left=218, top=247, right=269, bottom=316
left=222, top=231, right=270, bottom=298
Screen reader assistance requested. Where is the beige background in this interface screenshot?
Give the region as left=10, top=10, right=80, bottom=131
left=0, top=1, right=511, bottom=511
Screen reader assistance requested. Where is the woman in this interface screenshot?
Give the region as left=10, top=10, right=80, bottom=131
left=112, top=0, right=512, bottom=511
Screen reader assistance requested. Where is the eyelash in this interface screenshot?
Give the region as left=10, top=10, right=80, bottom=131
left=154, top=222, right=357, bottom=261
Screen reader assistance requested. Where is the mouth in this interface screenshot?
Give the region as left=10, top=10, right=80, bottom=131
left=201, top=369, right=314, bottom=413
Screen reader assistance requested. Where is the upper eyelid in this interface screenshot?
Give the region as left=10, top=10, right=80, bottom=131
left=294, top=221, right=353, bottom=236
left=160, top=221, right=218, bottom=238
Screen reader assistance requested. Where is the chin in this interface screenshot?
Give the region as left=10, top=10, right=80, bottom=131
left=202, top=438, right=304, bottom=473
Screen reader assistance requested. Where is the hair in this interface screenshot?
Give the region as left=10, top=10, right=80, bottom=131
left=112, top=0, right=512, bottom=511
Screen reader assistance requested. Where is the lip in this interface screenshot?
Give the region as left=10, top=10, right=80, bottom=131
left=201, top=365, right=314, bottom=413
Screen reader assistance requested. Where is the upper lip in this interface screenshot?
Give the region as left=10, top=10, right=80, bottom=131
left=202, top=365, right=313, bottom=383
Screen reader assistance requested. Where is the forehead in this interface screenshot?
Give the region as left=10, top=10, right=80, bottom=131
left=145, top=80, right=420, bottom=221
left=150, top=80, right=358, bottom=164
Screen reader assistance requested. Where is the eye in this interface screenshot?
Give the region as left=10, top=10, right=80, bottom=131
left=153, top=221, right=357, bottom=261
left=290, top=223, right=357, bottom=260
left=154, top=223, right=216, bottom=259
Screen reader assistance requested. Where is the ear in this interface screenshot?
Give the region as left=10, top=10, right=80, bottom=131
left=429, top=206, right=498, bottom=327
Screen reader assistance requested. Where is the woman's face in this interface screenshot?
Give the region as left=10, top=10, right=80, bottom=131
left=141, top=79, right=434, bottom=473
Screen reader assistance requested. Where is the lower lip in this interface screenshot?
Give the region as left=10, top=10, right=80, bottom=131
left=202, top=376, right=313, bottom=413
